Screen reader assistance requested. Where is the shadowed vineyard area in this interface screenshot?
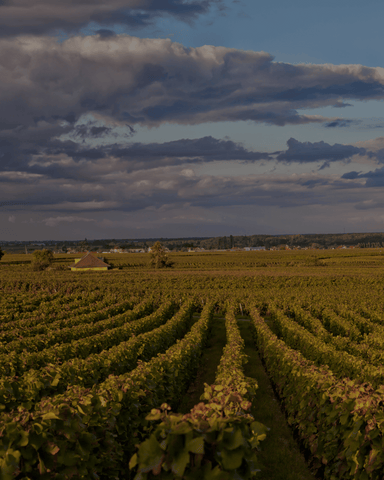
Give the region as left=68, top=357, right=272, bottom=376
left=1, top=248, right=384, bottom=479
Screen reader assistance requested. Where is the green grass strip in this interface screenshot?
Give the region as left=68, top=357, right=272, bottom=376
left=177, top=314, right=227, bottom=414
left=237, top=319, right=316, bottom=480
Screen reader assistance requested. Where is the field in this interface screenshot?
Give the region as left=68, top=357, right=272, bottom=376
left=1, top=248, right=384, bottom=479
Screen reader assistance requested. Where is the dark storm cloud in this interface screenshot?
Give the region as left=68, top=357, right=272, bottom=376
left=342, top=167, right=384, bottom=187
left=341, top=171, right=361, bottom=180
left=103, top=135, right=271, bottom=163
left=332, top=102, right=353, bottom=108
left=275, top=138, right=366, bottom=164
left=8, top=134, right=272, bottom=182
left=325, top=119, right=355, bottom=128
left=0, top=118, right=375, bottom=190
left=273, top=81, right=384, bottom=103
left=0, top=0, right=222, bottom=38
left=0, top=121, right=74, bottom=170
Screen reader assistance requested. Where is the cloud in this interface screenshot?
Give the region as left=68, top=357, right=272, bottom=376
left=0, top=201, right=30, bottom=207
left=1, top=35, right=384, bottom=137
left=69, top=119, right=136, bottom=143
left=0, top=123, right=273, bottom=185
left=1, top=157, right=338, bottom=215
left=0, top=1, right=223, bottom=38
left=273, top=80, right=384, bottom=103
left=51, top=134, right=270, bottom=165
left=354, top=199, right=384, bottom=210
left=41, top=201, right=121, bottom=211
left=341, top=167, right=384, bottom=187
left=324, top=119, right=355, bottom=128
left=41, top=215, right=96, bottom=227
left=354, top=136, right=384, bottom=151
left=275, top=138, right=367, bottom=166
left=2, top=34, right=384, bottom=235
left=3, top=158, right=384, bottom=238
left=332, top=102, right=353, bottom=108
left=95, top=29, right=117, bottom=39
left=341, top=171, right=361, bottom=180
left=0, top=129, right=381, bottom=217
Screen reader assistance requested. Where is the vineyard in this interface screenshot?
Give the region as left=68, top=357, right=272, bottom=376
left=1, top=249, right=384, bottom=479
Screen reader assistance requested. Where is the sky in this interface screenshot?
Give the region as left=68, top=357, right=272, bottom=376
left=2, top=0, right=384, bottom=241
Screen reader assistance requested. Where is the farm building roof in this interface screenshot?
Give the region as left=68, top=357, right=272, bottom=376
left=70, top=251, right=110, bottom=269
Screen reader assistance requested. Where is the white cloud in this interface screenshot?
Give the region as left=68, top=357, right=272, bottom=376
left=1, top=34, right=383, bottom=133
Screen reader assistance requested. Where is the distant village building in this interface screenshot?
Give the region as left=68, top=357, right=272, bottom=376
left=148, top=246, right=170, bottom=253
left=70, top=252, right=110, bottom=271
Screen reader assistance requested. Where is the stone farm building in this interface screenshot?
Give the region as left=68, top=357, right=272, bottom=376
left=70, top=252, right=110, bottom=271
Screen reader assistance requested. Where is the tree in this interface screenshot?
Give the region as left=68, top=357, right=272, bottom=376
left=31, top=249, right=54, bottom=271
left=149, top=242, right=174, bottom=269
left=78, top=238, right=89, bottom=251
left=0, top=247, right=4, bottom=262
